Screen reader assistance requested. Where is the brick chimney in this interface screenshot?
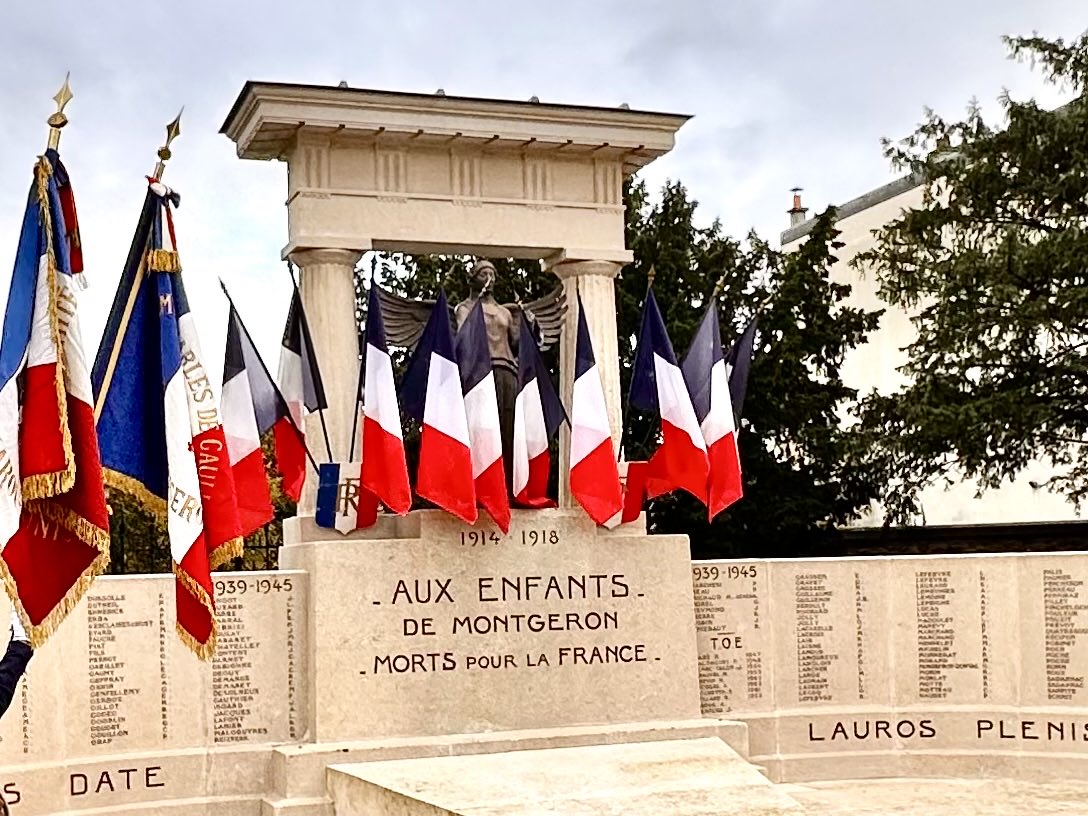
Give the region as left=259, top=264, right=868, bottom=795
left=788, top=187, right=808, bottom=227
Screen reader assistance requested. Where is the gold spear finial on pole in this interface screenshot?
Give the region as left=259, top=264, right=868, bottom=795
left=153, top=107, right=183, bottom=178
left=46, top=74, right=73, bottom=150
left=710, top=270, right=729, bottom=300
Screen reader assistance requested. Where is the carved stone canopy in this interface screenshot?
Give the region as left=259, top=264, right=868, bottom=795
left=220, top=82, right=690, bottom=264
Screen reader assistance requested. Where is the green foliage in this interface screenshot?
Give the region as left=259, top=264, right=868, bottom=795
left=619, top=181, right=882, bottom=557
left=105, top=488, right=169, bottom=574
left=852, top=31, right=1088, bottom=522
left=359, top=179, right=882, bottom=558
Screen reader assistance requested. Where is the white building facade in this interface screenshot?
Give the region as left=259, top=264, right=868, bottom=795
left=781, top=180, right=1078, bottom=527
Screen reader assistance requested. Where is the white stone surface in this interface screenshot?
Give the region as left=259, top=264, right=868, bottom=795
left=0, top=572, right=306, bottom=814
left=221, top=83, right=687, bottom=261
left=280, top=508, right=701, bottom=742
left=327, top=738, right=802, bottom=815
left=784, top=777, right=1088, bottom=815
left=693, top=552, right=1088, bottom=782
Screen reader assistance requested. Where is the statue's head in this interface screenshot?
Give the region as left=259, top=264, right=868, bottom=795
left=469, top=260, right=497, bottom=293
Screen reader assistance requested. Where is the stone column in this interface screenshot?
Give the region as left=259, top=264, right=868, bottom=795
left=550, top=259, right=624, bottom=507
left=289, top=248, right=363, bottom=514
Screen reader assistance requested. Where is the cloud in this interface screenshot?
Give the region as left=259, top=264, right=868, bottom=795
left=0, top=0, right=1082, bottom=389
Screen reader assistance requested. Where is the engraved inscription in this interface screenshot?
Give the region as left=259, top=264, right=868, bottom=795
left=1043, top=568, right=1088, bottom=701
left=796, top=573, right=836, bottom=703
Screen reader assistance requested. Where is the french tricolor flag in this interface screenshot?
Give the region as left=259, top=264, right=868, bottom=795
left=0, top=150, right=110, bottom=648
left=681, top=305, right=743, bottom=519
left=402, top=290, right=476, bottom=523
left=512, top=312, right=566, bottom=508
left=455, top=301, right=510, bottom=532
left=221, top=298, right=305, bottom=537
left=725, top=316, right=758, bottom=424
left=568, top=294, right=623, bottom=525
left=630, top=287, right=709, bottom=502
left=94, top=181, right=242, bottom=659
left=275, top=290, right=320, bottom=503
left=360, top=286, right=411, bottom=517
left=162, top=271, right=243, bottom=657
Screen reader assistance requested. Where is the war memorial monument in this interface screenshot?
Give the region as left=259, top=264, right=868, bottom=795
left=2, top=81, right=1087, bottom=815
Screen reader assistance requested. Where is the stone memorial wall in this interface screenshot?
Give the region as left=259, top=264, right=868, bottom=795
left=693, top=552, right=1088, bottom=782
left=280, top=510, right=703, bottom=741
left=0, top=571, right=307, bottom=814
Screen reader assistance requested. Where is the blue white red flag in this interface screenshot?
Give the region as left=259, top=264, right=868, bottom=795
left=724, top=317, right=758, bottom=423
left=222, top=302, right=291, bottom=536
left=568, top=294, right=623, bottom=525
left=681, top=305, right=743, bottom=519
left=360, top=286, right=411, bottom=519
left=456, top=301, right=510, bottom=532
left=401, top=290, right=476, bottom=523
left=630, top=287, right=709, bottom=502
left=0, top=150, right=109, bottom=647
left=274, top=290, right=319, bottom=503
left=315, top=461, right=379, bottom=533
left=512, top=311, right=565, bottom=508
left=92, top=179, right=242, bottom=659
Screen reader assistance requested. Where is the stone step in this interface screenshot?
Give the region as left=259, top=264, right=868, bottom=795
left=269, top=719, right=748, bottom=800
left=259, top=795, right=334, bottom=816
left=326, top=737, right=803, bottom=815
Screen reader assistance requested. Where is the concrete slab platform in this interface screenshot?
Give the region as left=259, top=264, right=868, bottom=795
left=327, top=737, right=801, bottom=815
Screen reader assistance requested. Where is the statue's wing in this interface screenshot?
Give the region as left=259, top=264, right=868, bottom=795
left=507, top=285, right=567, bottom=351
left=374, top=287, right=436, bottom=351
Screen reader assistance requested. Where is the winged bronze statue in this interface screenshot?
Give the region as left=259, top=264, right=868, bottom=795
left=375, top=259, right=566, bottom=486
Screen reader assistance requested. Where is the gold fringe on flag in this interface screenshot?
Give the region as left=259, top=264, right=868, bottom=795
left=0, top=155, right=111, bottom=648
left=171, top=561, right=217, bottom=661
left=21, top=157, right=76, bottom=501
left=0, top=506, right=110, bottom=650
left=208, top=536, right=244, bottom=571
left=147, top=248, right=181, bottom=273
left=104, top=468, right=167, bottom=515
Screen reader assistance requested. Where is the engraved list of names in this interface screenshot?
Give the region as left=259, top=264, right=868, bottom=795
left=692, top=563, right=768, bottom=715
left=1043, top=568, right=1088, bottom=701
left=87, top=592, right=152, bottom=748
left=795, top=572, right=836, bottom=704
left=212, top=574, right=304, bottom=744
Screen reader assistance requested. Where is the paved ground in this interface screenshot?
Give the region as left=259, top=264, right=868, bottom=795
left=782, top=778, right=1088, bottom=815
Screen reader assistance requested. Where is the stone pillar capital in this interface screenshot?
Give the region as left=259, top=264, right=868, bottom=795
left=547, top=259, right=623, bottom=281
left=289, top=247, right=364, bottom=269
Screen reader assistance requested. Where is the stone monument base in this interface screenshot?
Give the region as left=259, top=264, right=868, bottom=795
left=262, top=718, right=750, bottom=814
left=327, top=737, right=800, bottom=816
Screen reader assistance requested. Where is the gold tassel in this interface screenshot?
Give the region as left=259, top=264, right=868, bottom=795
left=147, top=249, right=181, bottom=273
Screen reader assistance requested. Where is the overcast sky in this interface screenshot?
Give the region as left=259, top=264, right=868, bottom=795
left=0, top=1, right=1081, bottom=384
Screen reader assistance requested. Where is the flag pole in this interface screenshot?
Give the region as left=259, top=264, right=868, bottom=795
left=347, top=258, right=375, bottom=462
left=218, top=279, right=321, bottom=473
left=93, top=110, right=183, bottom=422
left=46, top=74, right=73, bottom=151
left=284, top=260, right=335, bottom=462
left=348, top=344, right=364, bottom=463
